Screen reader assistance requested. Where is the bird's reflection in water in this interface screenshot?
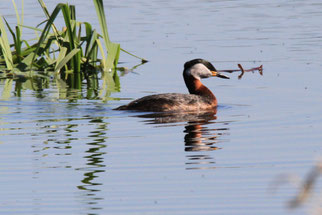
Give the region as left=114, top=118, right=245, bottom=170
left=184, top=120, right=230, bottom=170
left=136, top=109, right=230, bottom=170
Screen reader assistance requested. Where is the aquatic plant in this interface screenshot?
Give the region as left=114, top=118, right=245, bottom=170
left=0, top=0, right=146, bottom=90
left=271, top=161, right=322, bottom=214
left=216, top=64, right=263, bottom=79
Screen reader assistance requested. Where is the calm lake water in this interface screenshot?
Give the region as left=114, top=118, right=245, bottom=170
left=1, top=0, right=322, bottom=214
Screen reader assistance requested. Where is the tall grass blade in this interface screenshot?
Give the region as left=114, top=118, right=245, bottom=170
left=21, top=52, right=34, bottom=65
left=96, top=39, right=106, bottom=69
left=21, top=0, right=24, bottom=28
left=30, top=3, right=65, bottom=68
left=18, top=24, right=42, bottom=32
left=11, top=0, right=21, bottom=27
left=37, top=0, right=59, bottom=35
left=93, top=0, right=120, bottom=69
left=120, top=48, right=148, bottom=63
left=61, top=4, right=81, bottom=74
left=83, top=24, right=95, bottom=58
left=10, top=0, right=24, bottom=33
left=55, top=48, right=80, bottom=73
left=83, top=26, right=98, bottom=70
left=106, top=43, right=120, bottom=69
left=54, top=46, right=67, bottom=71
left=15, top=26, right=22, bottom=63
left=93, top=0, right=110, bottom=46
left=37, top=0, right=50, bottom=18
left=0, top=17, right=14, bottom=70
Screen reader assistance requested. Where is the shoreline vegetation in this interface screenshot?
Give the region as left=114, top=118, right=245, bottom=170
left=0, top=0, right=147, bottom=100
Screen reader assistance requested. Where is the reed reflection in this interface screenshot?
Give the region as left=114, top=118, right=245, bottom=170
left=137, top=109, right=230, bottom=170
left=76, top=117, right=108, bottom=213
left=30, top=114, right=108, bottom=214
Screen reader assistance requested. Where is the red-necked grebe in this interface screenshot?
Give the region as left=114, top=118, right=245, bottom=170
left=115, top=59, right=229, bottom=112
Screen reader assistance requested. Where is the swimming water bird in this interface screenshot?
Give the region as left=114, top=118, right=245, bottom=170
left=115, top=59, right=229, bottom=112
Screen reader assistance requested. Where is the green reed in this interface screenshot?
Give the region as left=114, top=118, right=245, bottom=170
left=0, top=0, right=147, bottom=91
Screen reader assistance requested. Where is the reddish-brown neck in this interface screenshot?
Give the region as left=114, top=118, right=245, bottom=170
left=184, top=76, right=217, bottom=103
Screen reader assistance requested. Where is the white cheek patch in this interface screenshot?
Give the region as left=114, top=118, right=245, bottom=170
left=186, top=63, right=211, bottom=79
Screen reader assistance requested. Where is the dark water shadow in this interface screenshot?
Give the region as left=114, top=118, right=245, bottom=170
left=134, top=109, right=231, bottom=170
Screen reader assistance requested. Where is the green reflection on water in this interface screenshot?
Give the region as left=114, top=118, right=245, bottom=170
left=29, top=112, right=110, bottom=213
left=76, top=117, right=108, bottom=212
left=0, top=61, right=145, bottom=102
